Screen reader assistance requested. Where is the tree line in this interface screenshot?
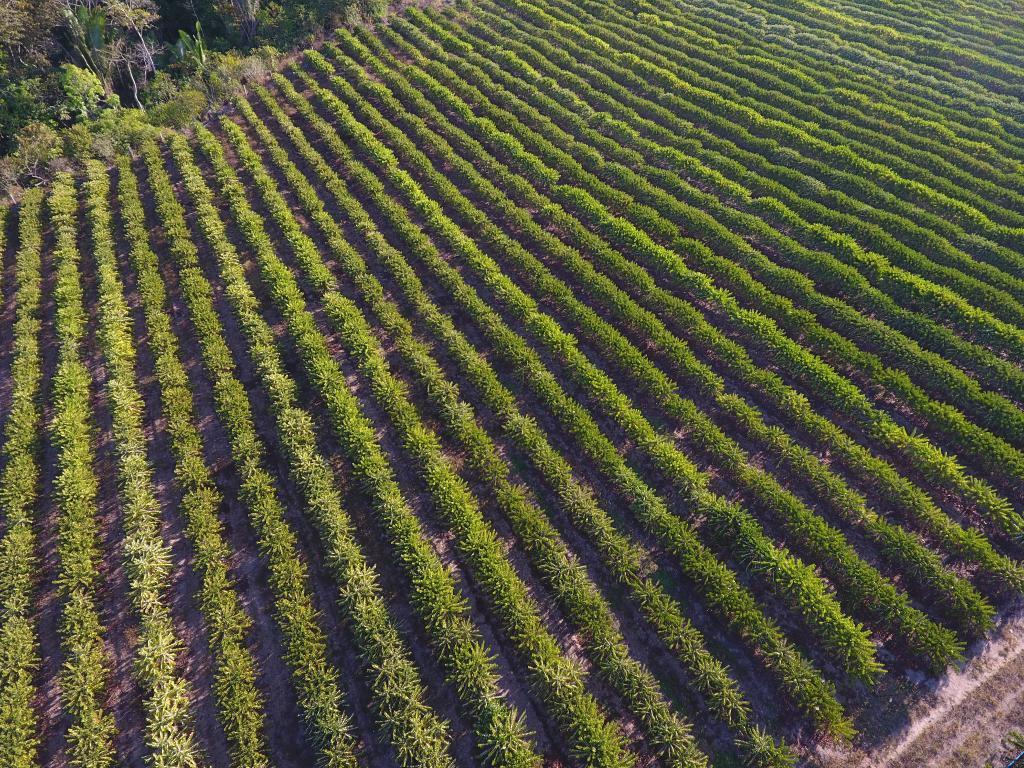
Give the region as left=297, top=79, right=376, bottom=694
left=0, top=0, right=386, bottom=191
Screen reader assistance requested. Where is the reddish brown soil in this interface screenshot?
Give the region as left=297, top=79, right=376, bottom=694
left=187, top=141, right=404, bottom=767
left=280, top=59, right=868, bottom=753
left=221, top=144, right=558, bottom=761
left=106, top=168, right=233, bottom=768
left=33, top=220, right=73, bottom=768
left=239, top=88, right=561, bottom=766
left=12, top=9, right=1024, bottom=766
left=260, top=73, right=770, bottom=765
left=132, top=151, right=317, bottom=766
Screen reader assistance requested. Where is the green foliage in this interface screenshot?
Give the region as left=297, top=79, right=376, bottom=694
left=46, top=162, right=205, bottom=768
left=55, top=64, right=106, bottom=121
left=339, top=23, right=971, bottom=670
left=439, top=0, right=1024, bottom=538
left=47, top=171, right=118, bottom=768
left=204, top=47, right=277, bottom=100
left=382, top=12, right=998, bottom=639
left=172, top=22, right=208, bottom=72
left=146, top=87, right=207, bottom=127
left=181, top=120, right=543, bottom=767
left=8, top=1, right=1024, bottom=765
left=0, top=122, right=61, bottom=189
left=113, top=156, right=271, bottom=766
left=63, top=3, right=112, bottom=83
left=289, top=54, right=857, bottom=735
left=0, top=78, right=49, bottom=154
left=0, top=188, right=45, bottom=768
left=253, top=0, right=383, bottom=48
left=0, top=0, right=356, bottom=178
left=218, top=104, right=709, bottom=765
left=146, top=134, right=364, bottom=768
left=138, top=124, right=457, bottom=767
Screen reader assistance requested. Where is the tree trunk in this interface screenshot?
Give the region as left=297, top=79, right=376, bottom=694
left=125, top=60, right=142, bottom=108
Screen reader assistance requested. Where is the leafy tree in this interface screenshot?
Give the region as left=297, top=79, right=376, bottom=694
left=55, top=63, right=105, bottom=120
left=60, top=0, right=159, bottom=107
left=0, top=0, right=63, bottom=70
left=0, top=79, right=49, bottom=154
left=222, top=0, right=258, bottom=44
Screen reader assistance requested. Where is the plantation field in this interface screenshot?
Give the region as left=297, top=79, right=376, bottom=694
left=2, top=0, right=1024, bottom=766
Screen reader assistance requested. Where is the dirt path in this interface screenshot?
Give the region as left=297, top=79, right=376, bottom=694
left=813, top=601, right=1024, bottom=768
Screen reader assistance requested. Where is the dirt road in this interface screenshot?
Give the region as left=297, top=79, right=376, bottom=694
left=813, top=602, right=1024, bottom=768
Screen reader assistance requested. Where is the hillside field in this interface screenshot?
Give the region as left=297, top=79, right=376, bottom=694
left=2, top=1, right=1024, bottom=766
